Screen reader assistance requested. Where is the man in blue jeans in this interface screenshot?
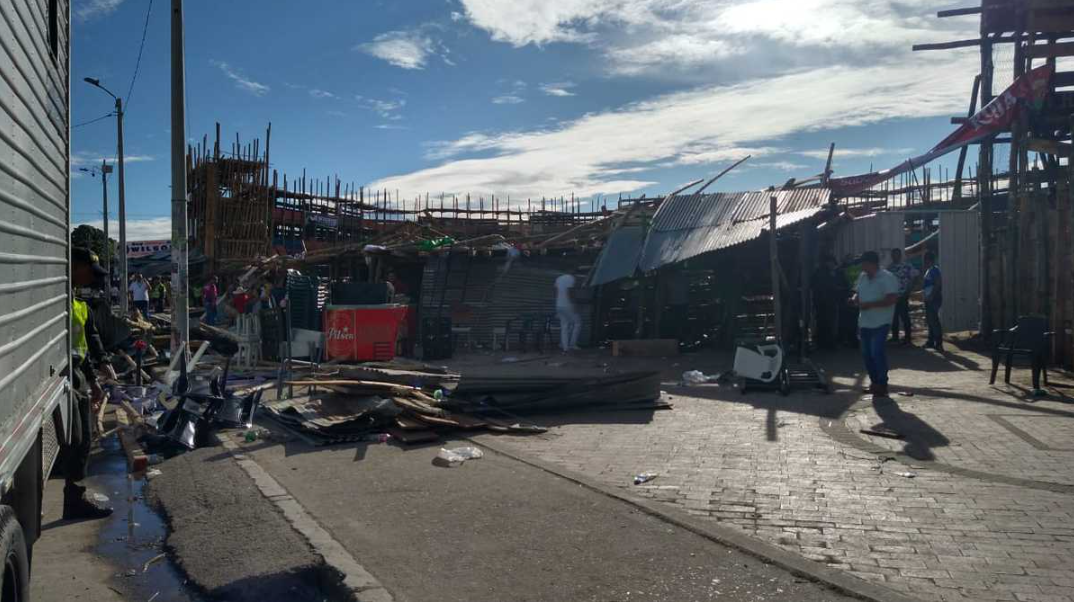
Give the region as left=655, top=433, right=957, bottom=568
left=852, top=251, right=899, bottom=397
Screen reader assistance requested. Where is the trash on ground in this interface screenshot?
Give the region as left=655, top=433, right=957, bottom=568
left=681, top=370, right=713, bottom=385
left=895, top=471, right=916, bottom=478
left=859, top=427, right=904, bottom=439
left=142, top=553, right=166, bottom=572
left=436, top=446, right=484, bottom=467
left=633, top=472, right=658, bottom=485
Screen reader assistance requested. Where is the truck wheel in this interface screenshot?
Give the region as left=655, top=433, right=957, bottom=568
left=0, top=506, right=29, bottom=602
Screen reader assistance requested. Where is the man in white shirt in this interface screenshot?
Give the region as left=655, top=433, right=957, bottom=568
left=554, top=273, right=581, bottom=352
left=852, top=251, right=899, bottom=397
left=129, top=273, right=150, bottom=317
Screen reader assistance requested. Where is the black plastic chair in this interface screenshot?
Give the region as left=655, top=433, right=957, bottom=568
left=514, top=314, right=547, bottom=352
left=990, top=316, right=1053, bottom=390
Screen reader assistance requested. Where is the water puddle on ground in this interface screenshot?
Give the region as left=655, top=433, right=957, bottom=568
left=91, top=437, right=205, bottom=602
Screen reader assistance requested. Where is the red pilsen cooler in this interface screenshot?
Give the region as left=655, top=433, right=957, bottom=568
left=324, top=304, right=409, bottom=362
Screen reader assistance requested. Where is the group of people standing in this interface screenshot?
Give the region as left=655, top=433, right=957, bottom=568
left=124, top=273, right=170, bottom=317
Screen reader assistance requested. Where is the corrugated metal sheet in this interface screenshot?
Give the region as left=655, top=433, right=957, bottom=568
left=638, top=188, right=830, bottom=271
left=586, top=226, right=643, bottom=286
left=834, top=212, right=906, bottom=261
left=939, top=211, right=980, bottom=332
left=0, top=0, right=72, bottom=479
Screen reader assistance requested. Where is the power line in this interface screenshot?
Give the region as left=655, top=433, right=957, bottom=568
left=73, top=112, right=115, bottom=128
left=125, top=0, right=155, bottom=112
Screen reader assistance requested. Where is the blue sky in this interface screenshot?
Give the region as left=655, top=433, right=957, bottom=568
left=72, top=0, right=985, bottom=240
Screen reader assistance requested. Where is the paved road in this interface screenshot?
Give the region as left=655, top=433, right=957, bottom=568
left=453, top=342, right=1074, bottom=602
left=238, top=432, right=857, bottom=602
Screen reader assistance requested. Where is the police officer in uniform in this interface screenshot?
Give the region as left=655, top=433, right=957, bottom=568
left=60, top=248, right=113, bottom=519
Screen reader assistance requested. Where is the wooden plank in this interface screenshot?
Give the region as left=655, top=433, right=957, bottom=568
left=1029, top=10, right=1074, bottom=32
left=913, top=38, right=982, bottom=51
left=611, top=339, right=680, bottom=357
left=938, top=6, right=981, bottom=17
left=1027, top=137, right=1072, bottom=157
left=1026, top=41, right=1074, bottom=58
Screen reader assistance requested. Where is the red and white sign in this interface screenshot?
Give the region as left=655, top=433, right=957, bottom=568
left=325, top=308, right=357, bottom=360
left=324, top=305, right=409, bottom=362
left=127, top=239, right=171, bottom=258
left=829, top=64, right=1054, bottom=196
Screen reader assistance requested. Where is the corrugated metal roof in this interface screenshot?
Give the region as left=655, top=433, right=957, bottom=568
left=586, top=226, right=644, bottom=287
left=638, top=187, right=830, bottom=271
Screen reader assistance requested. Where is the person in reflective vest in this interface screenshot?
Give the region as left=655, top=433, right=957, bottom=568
left=60, top=248, right=113, bottom=519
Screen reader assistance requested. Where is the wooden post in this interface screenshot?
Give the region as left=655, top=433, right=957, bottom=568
left=769, top=191, right=782, bottom=345
left=1006, top=31, right=1025, bottom=327
left=980, top=33, right=995, bottom=335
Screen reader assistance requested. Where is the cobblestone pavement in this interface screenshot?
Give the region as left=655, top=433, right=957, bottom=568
left=464, top=342, right=1074, bottom=602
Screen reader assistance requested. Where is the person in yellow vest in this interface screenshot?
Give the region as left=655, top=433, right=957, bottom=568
left=61, top=248, right=113, bottom=519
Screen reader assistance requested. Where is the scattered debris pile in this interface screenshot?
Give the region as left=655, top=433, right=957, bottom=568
left=259, top=365, right=667, bottom=446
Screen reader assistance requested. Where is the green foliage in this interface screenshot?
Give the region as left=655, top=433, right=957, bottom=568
left=71, top=225, right=117, bottom=265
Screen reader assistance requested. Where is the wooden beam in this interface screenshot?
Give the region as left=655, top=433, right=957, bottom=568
left=913, top=38, right=982, bottom=51
left=1026, top=41, right=1074, bottom=58
left=937, top=7, right=982, bottom=17
left=1027, top=137, right=1072, bottom=157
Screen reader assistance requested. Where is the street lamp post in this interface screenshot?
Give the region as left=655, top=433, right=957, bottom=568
left=83, top=77, right=128, bottom=314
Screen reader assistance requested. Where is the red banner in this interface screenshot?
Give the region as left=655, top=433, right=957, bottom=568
left=828, top=64, right=1054, bottom=196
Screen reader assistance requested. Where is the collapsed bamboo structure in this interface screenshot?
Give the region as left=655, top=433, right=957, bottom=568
left=913, top=0, right=1074, bottom=365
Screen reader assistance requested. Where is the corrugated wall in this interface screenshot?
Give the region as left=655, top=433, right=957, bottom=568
left=0, top=0, right=71, bottom=435
left=834, top=212, right=906, bottom=261
left=938, top=211, right=981, bottom=333
left=421, top=253, right=595, bottom=349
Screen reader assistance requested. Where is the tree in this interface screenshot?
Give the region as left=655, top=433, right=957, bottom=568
left=71, top=225, right=117, bottom=267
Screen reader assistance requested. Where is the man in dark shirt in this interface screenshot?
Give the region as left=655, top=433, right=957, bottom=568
left=811, top=254, right=841, bottom=350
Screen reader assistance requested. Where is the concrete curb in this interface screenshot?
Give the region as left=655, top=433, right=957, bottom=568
left=470, top=436, right=921, bottom=602
left=216, top=433, right=394, bottom=602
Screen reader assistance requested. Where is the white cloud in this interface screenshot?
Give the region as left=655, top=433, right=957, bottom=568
left=371, top=53, right=976, bottom=199
left=357, top=30, right=437, bottom=70
left=797, top=147, right=916, bottom=160
left=309, top=89, right=336, bottom=99
left=457, top=0, right=974, bottom=76
left=458, top=0, right=610, bottom=46
left=355, top=96, right=406, bottom=120
left=540, top=82, right=576, bottom=97
left=75, top=217, right=172, bottom=241
left=71, top=152, right=154, bottom=167
left=492, top=94, right=525, bottom=105
left=752, top=161, right=809, bottom=172
left=210, top=60, right=269, bottom=96
left=74, top=0, right=124, bottom=21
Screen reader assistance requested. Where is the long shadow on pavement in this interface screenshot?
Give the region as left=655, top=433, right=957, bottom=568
left=868, top=396, right=950, bottom=461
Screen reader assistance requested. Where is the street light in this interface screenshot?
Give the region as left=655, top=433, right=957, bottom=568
left=83, top=76, right=128, bottom=314
left=77, top=161, right=114, bottom=286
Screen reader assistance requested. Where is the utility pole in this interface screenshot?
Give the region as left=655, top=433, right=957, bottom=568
left=170, top=0, right=189, bottom=357
left=100, top=160, right=113, bottom=284
left=115, top=96, right=128, bottom=314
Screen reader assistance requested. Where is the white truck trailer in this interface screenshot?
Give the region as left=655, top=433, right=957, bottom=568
left=0, top=0, right=75, bottom=599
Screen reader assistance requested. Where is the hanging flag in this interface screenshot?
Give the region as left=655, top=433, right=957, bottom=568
left=828, top=63, right=1054, bottom=196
